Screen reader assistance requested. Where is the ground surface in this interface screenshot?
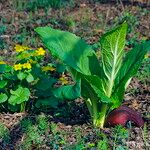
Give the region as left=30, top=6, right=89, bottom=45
left=0, top=0, right=150, bottom=149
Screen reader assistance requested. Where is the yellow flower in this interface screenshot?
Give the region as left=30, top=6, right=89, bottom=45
left=59, top=77, right=68, bottom=85
left=22, top=62, right=32, bottom=70
left=0, top=61, right=6, bottom=64
left=42, top=66, right=56, bottom=72
left=36, top=47, right=46, bottom=56
left=13, top=63, right=22, bottom=71
left=14, top=44, right=30, bottom=52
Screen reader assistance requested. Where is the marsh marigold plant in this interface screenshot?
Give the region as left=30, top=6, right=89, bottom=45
left=0, top=43, right=69, bottom=113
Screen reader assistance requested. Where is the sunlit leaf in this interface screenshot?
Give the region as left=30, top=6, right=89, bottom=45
left=8, top=87, right=30, bottom=105
left=35, top=26, right=102, bottom=76
left=0, top=93, right=8, bottom=103
left=99, top=22, right=127, bottom=97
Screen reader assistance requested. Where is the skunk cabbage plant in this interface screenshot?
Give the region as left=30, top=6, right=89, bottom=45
left=35, top=23, right=150, bottom=128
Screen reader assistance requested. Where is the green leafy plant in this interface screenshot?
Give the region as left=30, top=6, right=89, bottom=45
left=37, top=114, right=49, bottom=132
left=0, top=44, right=79, bottom=112
left=35, top=22, right=150, bottom=128
left=112, top=125, right=129, bottom=150
left=49, top=122, right=66, bottom=149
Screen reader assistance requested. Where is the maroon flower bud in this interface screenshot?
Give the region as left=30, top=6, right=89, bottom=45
left=106, top=106, right=144, bottom=127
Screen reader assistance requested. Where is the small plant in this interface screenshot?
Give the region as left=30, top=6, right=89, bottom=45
left=97, top=140, right=108, bottom=150
left=141, top=124, right=149, bottom=149
left=19, top=115, right=52, bottom=149
left=49, top=122, right=66, bottom=149
left=37, top=114, right=49, bottom=132
left=35, top=22, right=150, bottom=128
left=112, top=125, right=129, bottom=150
left=97, top=132, right=109, bottom=150
left=19, top=119, right=43, bottom=149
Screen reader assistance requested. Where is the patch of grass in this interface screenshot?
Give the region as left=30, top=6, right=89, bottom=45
left=19, top=126, right=43, bottom=149
left=37, top=113, right=49, bottom=132
left=113, top=10, right=140, bottom=47
left=136, top=58, right=150, bottom=84
left=0, top=24, right=7, bottom=49
left=141, top=124, right=149, bottom=150
left=0, top=123, right=10, bottom=145
left=113, top=11, right=139, bottom=34
left=13, top=0, right=74, bottom=11
left=18, top=117, right=47, bottom=149
left=97, top=140, right=109, bottom=150
left=0, top=24, right=7, bottom=35
left=111, top=125, right=129, bottom=150
left=97, top=132, right=109, bottom=150
left=0, top=38, right=7, bottom=49
left=49, top=122, right=66, bottom=149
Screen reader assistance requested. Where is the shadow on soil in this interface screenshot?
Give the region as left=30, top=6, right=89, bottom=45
left=0, top=101, right=89, bottom=149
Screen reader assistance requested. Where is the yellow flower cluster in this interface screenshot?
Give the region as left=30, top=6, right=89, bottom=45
left=14, top=44, right=30, bottom=52
left=58, top=76, right=68, bottom=85
left=42, top=66, right=56, bottom=72
left=36, top=47, right=46, bottom=56
left=13, top=62, right=32, bottom=71
left=14, top=44, right=46, bottom=57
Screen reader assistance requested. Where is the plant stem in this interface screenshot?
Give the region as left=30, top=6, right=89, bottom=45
left=20, top=102, right=25, bottom=112
left=92, top=98, right=98, bottom=126
left=92, top=102, right=108, bottom=128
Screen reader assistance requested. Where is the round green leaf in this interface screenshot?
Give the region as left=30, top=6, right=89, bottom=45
left=26, top=73, right=34, bottom=83
left=8, top=87, right=30, bottom=105
left=0, top=93, right=8, bottom=103
left=17, top=72, right=27, bottom=80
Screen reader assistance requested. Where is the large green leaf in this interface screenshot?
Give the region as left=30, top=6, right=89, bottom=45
left=8, top=87, right=30, bottom=105
left=99, top=22, right=127, bottom=97
left=112, top=41, right=150, bottom=104
left=0, top=93, right=8, bottom=103
left=53, top=82, right=81, bottom=100
left=35, top=27, right=101, bottom=76
left=84, top=75, right=112, bottom=104
left=36, top=75, right=56, bottom=91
